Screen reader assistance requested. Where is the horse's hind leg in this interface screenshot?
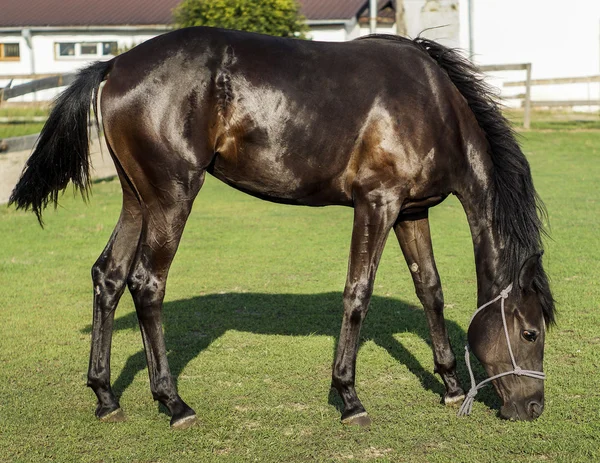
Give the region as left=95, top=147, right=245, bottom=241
left=394, top=213, right=465, bottom=404
left=332, top=192, right=402, bottom=426
left=88, top=172, right=142, bottom=421
left=127, top=172, right=205, bottom=429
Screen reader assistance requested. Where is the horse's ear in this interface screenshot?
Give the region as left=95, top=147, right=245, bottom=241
left=519, top=251, right=543, bottom=290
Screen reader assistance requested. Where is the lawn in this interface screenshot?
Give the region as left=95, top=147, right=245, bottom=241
left=0, top=104, right=48, bottom=139
left=505, top=109, right=600, bottom=131
left=0, top=130, right=598, bottom=462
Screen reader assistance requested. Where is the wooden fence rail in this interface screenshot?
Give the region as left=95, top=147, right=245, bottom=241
left=505, top=75, right=600, bottom=87
left=527, top=100, right=600, bottom=108
left=0, top=73, right=66, bottom=80
left=504, top=74, right=600, bottom=109
left=0, top=73, right=76, bottom=102
left=479, top=63, right=532, bottom=129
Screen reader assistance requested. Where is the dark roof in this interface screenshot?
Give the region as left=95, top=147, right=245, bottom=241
left=0, top=0, right=393, bottom=28
left=301, top=0, right=394, bottom=21
left=300, top=0, right=368, bottom=21
left=0, top=0, right=180, bottom=27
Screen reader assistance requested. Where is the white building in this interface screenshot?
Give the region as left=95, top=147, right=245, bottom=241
left=0, top=0, right=176, bottom=100
left=301, top=0, right=401, bottom=42
left=0, top=0, right=451, bottom=100
left=0, top=1, right=399, bottom=76
left=2, top=0, right=599, bottom=104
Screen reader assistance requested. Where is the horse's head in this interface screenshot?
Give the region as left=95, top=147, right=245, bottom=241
left=468, top=253, right=551, bottom=421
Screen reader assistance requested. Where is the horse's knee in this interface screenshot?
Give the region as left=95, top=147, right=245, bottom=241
left=434, top=355, right=457, bottom=375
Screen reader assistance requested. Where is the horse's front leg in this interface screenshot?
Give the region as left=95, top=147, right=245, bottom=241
left=394, top=213, right=465, bottom=404
left=332, top=192, right=401, bottom=426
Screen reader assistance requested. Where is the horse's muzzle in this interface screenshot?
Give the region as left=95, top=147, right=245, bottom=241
left=500, top=398, right=544, bottom=421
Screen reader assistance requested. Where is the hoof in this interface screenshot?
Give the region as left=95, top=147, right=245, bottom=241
left=98, top=408, right=126, bottom=423
left=341, top=411, right=371, bottom=427
left=170, top=414, right=197, bottom=430
left=444, top=392, right=466, bottom=406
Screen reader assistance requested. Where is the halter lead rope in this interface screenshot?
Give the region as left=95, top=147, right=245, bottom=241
left=457, top=283, right=546, bottom=417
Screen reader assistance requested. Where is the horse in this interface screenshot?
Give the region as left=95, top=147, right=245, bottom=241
left=10, top=27, right=554, bottom=429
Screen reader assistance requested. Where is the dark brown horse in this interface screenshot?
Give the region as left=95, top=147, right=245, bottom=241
left=10, top=27, right=554, bottom=428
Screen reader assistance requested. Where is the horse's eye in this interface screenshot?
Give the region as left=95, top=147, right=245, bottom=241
left=522, top=330, right=538, bottom=342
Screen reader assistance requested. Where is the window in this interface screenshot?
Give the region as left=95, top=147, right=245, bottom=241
left=80, top=43, right=98, bottom=55
left=102, top=42, right=118, bottom=56
left=0, top=43, right=20, bottom=61
left=58, top=43, right=75, bottom=56
left=55, top=41, right=119, bottom=59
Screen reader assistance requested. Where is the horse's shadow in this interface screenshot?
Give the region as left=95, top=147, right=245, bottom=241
left=82, top=292, right=501, bottom=413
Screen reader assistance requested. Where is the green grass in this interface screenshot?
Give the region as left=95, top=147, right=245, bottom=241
left=0, top=105, right=50, bottom=118
left=1, top=131, right=599, bottom=462
left=0, top=104, right=49, bottom=139
left=0, top=122, right=45, bottom=138
left=506, top=109, right=600, bottom=131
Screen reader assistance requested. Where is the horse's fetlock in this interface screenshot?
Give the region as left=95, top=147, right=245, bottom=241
left=332, top=365, right=353, bottom=388
left=434, top=357, right=457, bottom=375
left=151, top=377, right=176, bottom=403
left=87, top=373, right=108, bottom=390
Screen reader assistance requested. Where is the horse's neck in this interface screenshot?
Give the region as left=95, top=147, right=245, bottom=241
left=472, top=225, right=505, bottom=305
left=461, top=194, right=507, bottom=306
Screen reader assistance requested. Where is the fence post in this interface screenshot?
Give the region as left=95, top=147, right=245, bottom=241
left=523, top=63, right=532, bottom=129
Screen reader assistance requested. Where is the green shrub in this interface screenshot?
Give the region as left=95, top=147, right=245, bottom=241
left=173, top=0, right=309, bottom=37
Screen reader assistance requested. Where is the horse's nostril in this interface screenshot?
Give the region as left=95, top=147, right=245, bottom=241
left=528, top=401, right=543, bottom=419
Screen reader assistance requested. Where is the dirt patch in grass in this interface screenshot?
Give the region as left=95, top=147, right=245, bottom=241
left=0, top=137, right=116, bottom=204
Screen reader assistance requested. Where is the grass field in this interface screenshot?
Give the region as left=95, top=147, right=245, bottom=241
left=0, top=105, right=48, bottom=139
left=505, top=109, right=600, bottom=131
left=0, top=129, right=599, bottom=462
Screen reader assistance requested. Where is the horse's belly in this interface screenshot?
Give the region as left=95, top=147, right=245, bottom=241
left=208, top=152, right=352, bottom=207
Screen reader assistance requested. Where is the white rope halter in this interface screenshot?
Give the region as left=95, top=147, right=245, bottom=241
left=457, top=283, right=546, bottom=416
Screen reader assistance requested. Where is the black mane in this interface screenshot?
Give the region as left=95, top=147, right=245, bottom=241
left=358, top=34, right=555, bottom=325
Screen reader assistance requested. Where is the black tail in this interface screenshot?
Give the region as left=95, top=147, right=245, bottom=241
left=413, top=38, right=555, bottom=325
left=9, top=60, right=113, bottom=225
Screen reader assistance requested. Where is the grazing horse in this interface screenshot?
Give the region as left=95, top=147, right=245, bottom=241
left=10, top=27, right=554, bottom=428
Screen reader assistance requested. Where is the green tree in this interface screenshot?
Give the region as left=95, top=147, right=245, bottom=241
left=173, top=0, right=309, bottom=38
